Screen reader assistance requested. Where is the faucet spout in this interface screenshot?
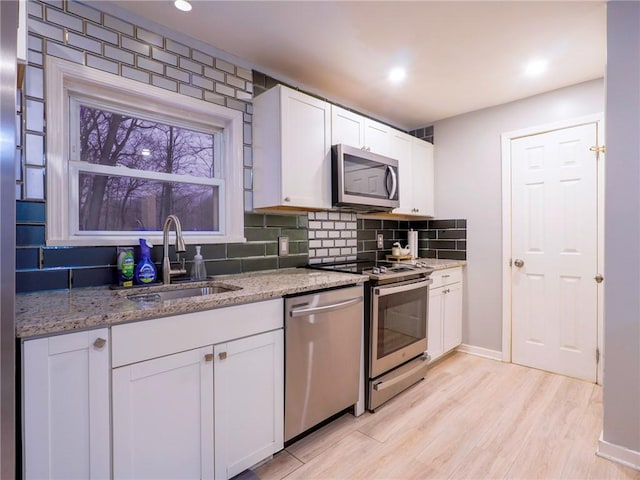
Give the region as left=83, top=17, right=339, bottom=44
left=162, top=214, right=187, bottom=284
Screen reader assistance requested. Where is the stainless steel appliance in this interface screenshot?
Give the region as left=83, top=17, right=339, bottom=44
left=308, top=260, right=433, bottom=411
left=332, top=144, right=399, bottom=211
left=0, top=2, right=18, bottom=477
left=284, top=285, right=364, bottom=442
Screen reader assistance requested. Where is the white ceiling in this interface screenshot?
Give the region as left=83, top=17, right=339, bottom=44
left=103, top=1, right=606, bottom=131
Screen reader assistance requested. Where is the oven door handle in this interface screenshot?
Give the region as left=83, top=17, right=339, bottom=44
left=373, top=355, right=430, bottom=391
left=374, top=278, right=432, bottom=297
left=289, top=296, right=363, bottom=317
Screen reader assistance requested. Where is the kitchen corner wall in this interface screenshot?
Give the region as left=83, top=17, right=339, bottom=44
left=15, top=0, right=311, bottom=293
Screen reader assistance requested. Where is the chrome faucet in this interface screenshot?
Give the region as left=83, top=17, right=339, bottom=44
left=162, top=214, right=187, bottom=284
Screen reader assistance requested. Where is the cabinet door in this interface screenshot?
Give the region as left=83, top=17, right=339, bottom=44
left=443, top=282, right=463, bottom=353
left=428, top=287, right=444, bottom=362
left=391, top=131, right=414, bottom=215
left=364, top=118, right=391, bottom=156
left=281, top=87, right=331, bottom=209
left=112, top=347, right=214, bottom=479
left=23, top=328, right=110, bottom=480
left=214, top=330, right=284, bottom=479
left=331, top=105, right=365, bottom=148
left=411, top=139, right=435, bottom=217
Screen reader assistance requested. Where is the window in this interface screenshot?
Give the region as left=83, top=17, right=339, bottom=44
left=45, top=57, right=245, bottom=246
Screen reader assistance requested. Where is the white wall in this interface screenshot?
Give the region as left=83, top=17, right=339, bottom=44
left=601, top=0, right=640, bottom=458
left=433, top=79, right=604, bottom=352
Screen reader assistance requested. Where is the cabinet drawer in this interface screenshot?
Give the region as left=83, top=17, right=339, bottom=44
left=112, top=299, right=283, bottom=368
left=430, top=267, right=462, bottom=288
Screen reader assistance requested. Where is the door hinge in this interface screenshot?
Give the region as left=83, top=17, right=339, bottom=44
left=596, top=347, right=600, bottom=364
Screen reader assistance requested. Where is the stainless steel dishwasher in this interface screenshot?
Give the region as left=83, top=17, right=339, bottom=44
left=284, top=284, right=364, bottom=442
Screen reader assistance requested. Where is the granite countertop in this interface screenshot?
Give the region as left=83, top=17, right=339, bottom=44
left=16, top=268, right=368, bottom=339
left=417, top=258, right=467, bottom=270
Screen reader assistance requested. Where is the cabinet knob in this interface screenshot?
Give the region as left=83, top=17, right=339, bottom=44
left=93, top=337, right=107, bottom=349
left=219, top=352, right=227, bottom=361
left=204, top=353, right=214, bottom=362
left=284, top=197, right=291, bottom=202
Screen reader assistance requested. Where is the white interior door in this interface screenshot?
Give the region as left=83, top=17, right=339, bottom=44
left=511, top=123, right=598, bottom=382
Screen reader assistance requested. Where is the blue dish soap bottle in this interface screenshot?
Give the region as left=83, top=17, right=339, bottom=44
left=134, top=238, right=157, bottom=285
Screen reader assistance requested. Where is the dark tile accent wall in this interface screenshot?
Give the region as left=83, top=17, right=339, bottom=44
left=409, top=125, right=434, bottom=144
left=15, top=206, right=308, bottom=293
left=357, top=218, right=466, bottom=261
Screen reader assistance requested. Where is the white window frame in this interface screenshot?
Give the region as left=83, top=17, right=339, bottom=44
left=45, top=57, right=245, bottom=246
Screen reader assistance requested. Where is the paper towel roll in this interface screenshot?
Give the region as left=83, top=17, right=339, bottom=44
left=408, top=230, right=418, bottom=259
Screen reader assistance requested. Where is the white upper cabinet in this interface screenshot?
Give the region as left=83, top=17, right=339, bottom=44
left=253, top=85, right=332, bottom=210
left=390, top=136, right=434, bottom=217
left=23, top=329, right=111, bottom=480
left=331, top=105, right=392, bottom=157
left=390, top=131, right=414, bottom=215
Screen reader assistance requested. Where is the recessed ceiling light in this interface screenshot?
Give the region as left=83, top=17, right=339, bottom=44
left=525, top=59, right=548, bottom=76
left=141, top=148, right=151, bottom=156
left=389, top=67, right=406, bottom=84
left=174, top=0, right=192, bottom=12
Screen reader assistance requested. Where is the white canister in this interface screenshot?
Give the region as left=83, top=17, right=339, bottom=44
left=408, top=230, right=418, bottom=259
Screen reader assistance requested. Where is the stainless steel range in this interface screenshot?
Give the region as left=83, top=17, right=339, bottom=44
left=308, top=260, right=433, bottom=411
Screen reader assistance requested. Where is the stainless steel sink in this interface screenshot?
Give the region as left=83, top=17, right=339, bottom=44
left=126, top=284, right=240, bottom=303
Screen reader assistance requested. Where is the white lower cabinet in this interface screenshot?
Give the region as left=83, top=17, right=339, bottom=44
left=22, top=328, right=111, bottom=480
left=214, top=330, right=284, bottom=479
left=111, top=299, right=284, bottom=480
left=112, top=346, right=215, bottom=479
left=428, top=267, right=463, bottom=362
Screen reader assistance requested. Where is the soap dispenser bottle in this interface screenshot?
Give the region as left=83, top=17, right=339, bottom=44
left=191, top=245, right=206, bottom=280
left=134, top=238, right=157, bottom=285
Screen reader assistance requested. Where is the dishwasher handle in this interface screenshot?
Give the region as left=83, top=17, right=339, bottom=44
left=289, top=296, right=363, bottom=317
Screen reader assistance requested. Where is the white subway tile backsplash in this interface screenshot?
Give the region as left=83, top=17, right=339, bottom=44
left=334, top=222, right=345, bottom=230
left=152, top=47, right=178, bottom=66
left=192, top=75, right=213, bottom=90
left=67, top=2, right=101, bottom=23
left=179, top=83, right=203, bottom=99
left=29, top=19, right=64, bottom=42
left=322, top=240, right=334, bottom=247
left=86, top=23, right=118, bottom=45
left=309, top=221, right=322, bottom=229
left=166, top=66, right=189, bottom=82
left=328, top=212, right=340, bottom=220
left=192, top=50, right=214, bottom=67
left=121, top=36, right=150, bottom=56
left=104, top=44, right=134, bottom=64
left=204, top=66, right=225, bottom=82
left=236, top=67, right=252, bottom=81
left=25, top=167, right=45, bottom=200
left=315, top=212, right=328, bottom=220
left=165, top=39, right=189, bottom=56
left=136, top=28, right=163, bottom=47
left=25, top=100, right=44, bottom=132
left=104, top=15, right=134, bottom=36
left=152, top=75, right=178, bottom=92
left=215, top=58, right=235, bottom=74
left=122, top=65, right=149, bottom=84
left=309, top=240, right=322, bottom=248
left=45, top=8, right=83, bottom=32
left=28, top=35, right=43, bottom=52
left=46, top=41, right=84, bottom=64
left=215, top=83, right=235, bottom=97
left=86, top=54, right=119, bottom=75
left=25, top=134, right=44, bottom=166
left=328, top=231, right=340, bottom=238
left=137, top=56, right=163, bottom=74
left=28, top=50, right=44, bottom=66
left=315, top=231, right=328, bottom=238
left=68, top=32, right=101, bottom=55
left=321, top=221, right=334, bottom=229
left=179, top=57, right=203, bottom=74
left=28, top=2, right=43, bottom=19
left=26, top=66, right=44, bottom=99
left=204, top=91, right=225, bottom=105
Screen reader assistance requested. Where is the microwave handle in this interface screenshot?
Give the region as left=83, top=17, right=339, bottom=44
left=386, top=165, right=398, bottom=200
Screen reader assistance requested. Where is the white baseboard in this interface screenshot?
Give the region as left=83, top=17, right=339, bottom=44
left=456, top=343, right=502, bottom=361
left=597, top=432, right=640, bottom=471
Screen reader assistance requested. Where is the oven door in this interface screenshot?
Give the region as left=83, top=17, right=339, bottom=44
left=370, top=277, right=431, bottom=378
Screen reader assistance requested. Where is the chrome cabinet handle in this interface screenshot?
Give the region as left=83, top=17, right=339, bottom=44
left=514, top=259, right=525, bottom=268
left=93, top=337, right=107, bottom=349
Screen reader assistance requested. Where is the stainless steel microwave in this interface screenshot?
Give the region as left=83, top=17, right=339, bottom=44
left=331, top=144, right=400, bottom=211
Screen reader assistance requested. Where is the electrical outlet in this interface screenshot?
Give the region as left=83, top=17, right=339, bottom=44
left=278, top=236, right=289, bottom=256
left=377, top=234, right=384, bottom=249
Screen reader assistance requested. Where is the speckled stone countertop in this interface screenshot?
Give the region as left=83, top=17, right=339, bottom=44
left=16, top=268, right=368, bottom=339
left=415, top=258, right=466, bottom=270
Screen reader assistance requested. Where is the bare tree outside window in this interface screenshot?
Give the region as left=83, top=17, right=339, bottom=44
left=77, top=105, right=219, bottom=232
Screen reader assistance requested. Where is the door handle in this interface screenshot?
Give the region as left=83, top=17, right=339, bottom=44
left=289, top=296, right=363, bottom=317
left=513, top=259, right=525, bottom=268
left=386, top=165, right=397, bottom=200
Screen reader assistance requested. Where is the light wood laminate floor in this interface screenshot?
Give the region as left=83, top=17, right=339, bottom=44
left=254, top=352, right=640, bottom=480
